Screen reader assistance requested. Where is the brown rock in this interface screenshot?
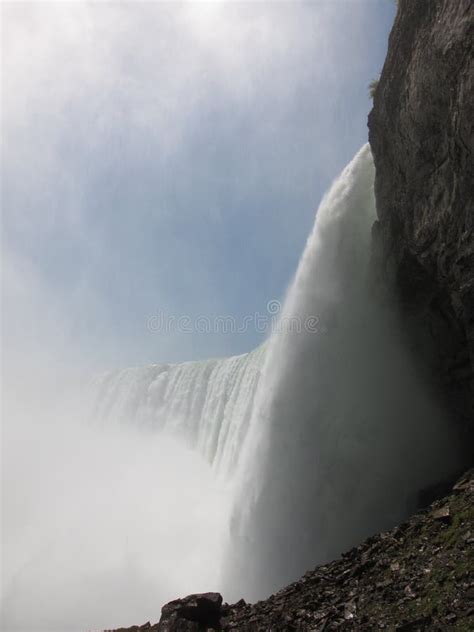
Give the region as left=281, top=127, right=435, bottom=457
left=432, top=505, right=451, bottom=521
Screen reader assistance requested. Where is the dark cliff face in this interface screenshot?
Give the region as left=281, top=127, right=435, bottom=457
left=368, top=0, right=474, bottom=451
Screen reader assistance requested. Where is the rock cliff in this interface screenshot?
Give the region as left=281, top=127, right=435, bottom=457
left=368, top=0, right=474, bottom=451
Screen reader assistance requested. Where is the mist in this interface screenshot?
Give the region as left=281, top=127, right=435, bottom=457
left=2, top=372, right=229, bottom=632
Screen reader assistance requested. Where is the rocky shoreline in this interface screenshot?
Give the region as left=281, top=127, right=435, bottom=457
left=108, top=469, right=474, bottom=631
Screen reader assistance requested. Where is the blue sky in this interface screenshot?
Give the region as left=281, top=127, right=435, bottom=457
left=2, top=1, right=396, bottom=370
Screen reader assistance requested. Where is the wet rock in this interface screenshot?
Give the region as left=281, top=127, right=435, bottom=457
left=157, top=593, right=223, bottom=631
left=432, top=505, right=451, bottom=522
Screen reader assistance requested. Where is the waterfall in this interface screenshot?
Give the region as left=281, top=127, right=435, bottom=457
left=223, top=144, right=458, bottom=599
left=87, top=144, right=457, bottom=605
left=91, top=345, right=265, bottom=477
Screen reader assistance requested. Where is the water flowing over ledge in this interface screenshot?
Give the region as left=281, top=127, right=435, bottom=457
left=91, top=145, right=458, bottom=603
left=91, top=345, right=266, bottom=478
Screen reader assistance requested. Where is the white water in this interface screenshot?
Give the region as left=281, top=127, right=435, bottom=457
left=2, top=145, right=459, bottom=630
left=224, top=144, right=457, bottom=598
left=91, top=344, right=265, bottom=478
left=89, top=144, right=457, bottom=602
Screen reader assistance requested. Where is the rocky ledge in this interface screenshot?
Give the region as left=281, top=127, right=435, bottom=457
left=108, top=469, right=474, bottom=631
